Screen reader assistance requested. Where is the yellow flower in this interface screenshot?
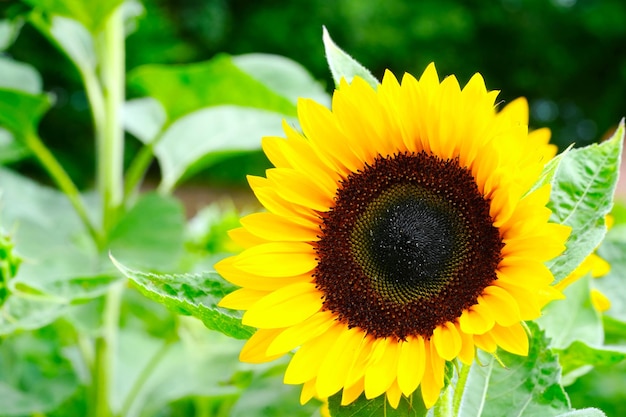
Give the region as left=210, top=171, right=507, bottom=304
left=216, top=64, right=570, bottom=409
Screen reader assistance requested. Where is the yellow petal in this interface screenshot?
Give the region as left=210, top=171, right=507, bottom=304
left=218, top=287, right=269, bottom=310
left=473, top=331, right=497, bottom=353
left=386, top=379, right=403, bottom=409
left=227, top=227, right=268, bottom=248
left=457, top=323, right=475, bottom=365
left=234, top=242, right=317, bottom=277
left=316, top=327, right=366, bottom=397
left=284, top=323, right=344, bottom=384
left=240, top=212, right=319, bottom=242
left=432, top=321, right=462, bottom=361
left=243, top=282, right=322, bottom=328
left=266, top=310, right=337, bottom=356
left=341, top=378, right=365, bottom=406
left=300, top=378, right=317, bottom=404
left=490, top=322, right=529, bottom=356
left=215, top=256, right=313, bottom=291
left=266, top=168, right=334, bottom=212
left=420, top=341, right=445, bottom=408
left=345, top=334, right=376, bottom=387
left=397, top=336, right=426, bottom=396
left=479, top=286, right=522, bottom=326
left=240, top=328, right=285, bottom=363
left=364, top=338, right=400, bottom=399
left=459, top=303, right=495, bottom=334
left=591, top=289, right=611, bottom=312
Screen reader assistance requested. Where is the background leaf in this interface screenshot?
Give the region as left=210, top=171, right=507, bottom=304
left=0, top=57, right=42, bottom=94
left=108, top=193, right=185, bottom=271
left=111, top=258, right=254, bottom=340
left=154, top=106, right=289, bottom=192
left=556, top=341, right=626, bottom=384
left=328, top=391, right=424, bottom=417
left=537, top=275, right=603, bottom=350
left=547, top=120, right=624, bottom=283
left=0, top=89, right=51, bottom=138
left=453, top=322, right=569, bottom=417
left=23, top=0, right=124, bottom=33
left=127, top=54, right=298, bottom=121
left=0, top=326, right=79, bottom=415
left=322, top=26, right=378, bottom=89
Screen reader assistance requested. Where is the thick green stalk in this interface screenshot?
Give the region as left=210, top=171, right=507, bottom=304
left=92, top=282, right=124, bottom=417
left=24, top=131, right=101, bottom=244
left=97, top=7, right=125, bottom=234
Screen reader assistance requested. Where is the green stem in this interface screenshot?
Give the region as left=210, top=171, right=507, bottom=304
left=92, top=282, right=124, bottom=417
left=96, top=6, right=125, bottom=234
left=24, top=132, right=102, bottom=244
left=123, top=142, right=156, bottom=200
left=118, top=339, right=173, bottom=417
left=452, top=362, right=471, bottom=416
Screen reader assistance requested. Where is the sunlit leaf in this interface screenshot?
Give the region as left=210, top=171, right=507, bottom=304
left=547, top=120, right=624, bottom=283
left=111, top=258, right=254, bottom=340
left=155, top=105, right=288, bottom=192
left=123, top=97, right=167, bottom=144
left=28, top=12, right=96, bottom=76
left=537, top=275, right=603, bottom=350
left=108, top=193, right=185, bottom=271
left=0, top=128, right=31, bottom=165
left=322, top=26, right=378, bottom=89
left=0, top=57, right=42, bottom=94
left=557, top=341, right=626, bottom=384
left=127, top=54, right=297, bottom=122
left=0, top=295, right=67, bottom=335
left=556, top=409, right=607, bottom=417
left=0, top=18, right=23, bottom=51
left=23, top=0, right=123, bottom=33
left=453, top=322, right=569, bottom=417
left=233, top=53, right=330, bottom=106
left=0, top=327, right=79, bottom=414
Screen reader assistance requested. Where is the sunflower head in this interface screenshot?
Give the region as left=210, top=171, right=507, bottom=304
left=216, top=64, right=570, bottom=409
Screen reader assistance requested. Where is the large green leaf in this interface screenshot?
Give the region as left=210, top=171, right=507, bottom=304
left=23, top=0, right=123, bottom=33
left=322, top=26, right=378, bottom=89
left=0, top=57, right=42, bottom=94
left=328, top=392, right=425, bottom=417
left=0, top=128, right=31, bottom=165
left=123, top=97, right=167, bottom=145
left=111, top=258, right=254, bottom=340
left=557, top=341, right=626, bottom=383
left=452, top=322, right=569, bottom=417
left=0, top=18, right=23, bottom=51
left=547, top=120, right=624, bottom=283
left=154, top=106, right=289, bottom=192
left=537, top=275, right=603, bottom=350
left=0, top=326, right=79, bottom=415
left=127, top=54, right=298, bottom=122
left=595, top=223, right=626, bottom=323
left=556, top=410, right=607, bottom=417
left=232, top=53, right=330, bottom=106
left=108, top=193, right=185, bottom=271
left=0, top=89, right=51, bottom=139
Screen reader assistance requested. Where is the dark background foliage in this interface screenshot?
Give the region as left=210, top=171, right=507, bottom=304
left=3, top=0, right=625, bottom=187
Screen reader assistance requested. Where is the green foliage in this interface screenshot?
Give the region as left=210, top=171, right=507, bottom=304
left=547, top=121, right=624, bottom=284
left=0, top=1, right=624, bottom=416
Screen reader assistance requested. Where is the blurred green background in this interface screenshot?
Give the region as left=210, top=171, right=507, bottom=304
left=3, top=0, right=625, bottom=188
left=1, top=0, right=625, bottom=415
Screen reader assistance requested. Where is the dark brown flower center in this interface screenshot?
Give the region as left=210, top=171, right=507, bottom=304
left=314, top=151, right=503, bottom=340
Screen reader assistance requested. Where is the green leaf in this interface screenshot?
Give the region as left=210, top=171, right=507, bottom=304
left=123, top=97, right=167, bottom=144
left=0, top=169, right=115, bottom=307
left=28, top=12, right=96, bottom=76
left=556, top=409, right=607, bottom=417
left=0, top=89, right=51, bottom=139
left=108, top=193, right=185, bottom=271
left=154, top=106, right=288, bottom=192
left=0, top=18, right=24, bottom=51
left=454, top=322, right=569, bottom=417
left=23, top=0, right=123, bottom=33
left=0, top=128, right=31, bottom=165
left=233, top=53, right=330, bottom=106
left=537, top=275, right=603, bottom=350
left=111, top=258, right=254, bottom=339
left=0, top=295, right=67, bottom=335
left=0, top=57, right=42, bottom=94
left=127, top=54, right=298, bottom=122
left=528, top=145, right=571, bottom=195
left=547, top=119, right=624, bottom=283
left=556, top=341, right=626, bottom=383
left=328, top=391, right=425, bottom=417
left=322, top=26, right=378, bottom=89
left=595, top=223, right=626, bottom=323
left=0, top=326, right=79, bottom=415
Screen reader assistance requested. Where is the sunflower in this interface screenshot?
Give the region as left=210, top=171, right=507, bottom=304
left=216, top=63, right=570, bottom=409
